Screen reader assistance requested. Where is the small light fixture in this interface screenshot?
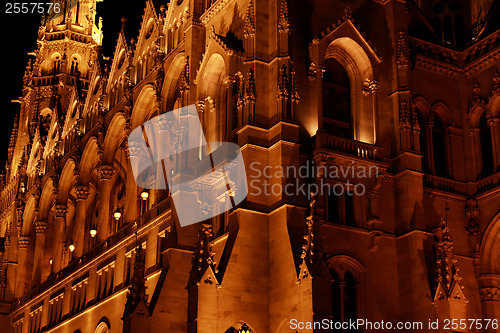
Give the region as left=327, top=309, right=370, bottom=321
left=140, top=191, right=149, bottom=201
left=238, top=323, right=251, bottom=333
left=90, top=226, right=97, bottom=238
left=114, top=210, right=121, bottom=221
left=49, top=258, right=53, bottom=265
left=69, top=244, right=75, bottom=252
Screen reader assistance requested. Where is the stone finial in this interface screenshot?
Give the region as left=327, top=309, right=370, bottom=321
left=243, top=0, right=255, bottom=36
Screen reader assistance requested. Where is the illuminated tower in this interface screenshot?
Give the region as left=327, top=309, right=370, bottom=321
left=1, top=0, right=105, bottom=306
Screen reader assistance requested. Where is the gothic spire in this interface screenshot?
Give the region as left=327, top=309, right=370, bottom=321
left=299, top=191, right=326, bottom=279
left=433, top=217, right=467, bottom=304
left=188, top=223, right=218, bottom=286
left=123, top=243, right=149, bottom=316
left=7, top=114, right=19, bottom=162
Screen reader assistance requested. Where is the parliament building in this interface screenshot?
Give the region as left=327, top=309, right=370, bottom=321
left=1, top=0, right=500, bottom=332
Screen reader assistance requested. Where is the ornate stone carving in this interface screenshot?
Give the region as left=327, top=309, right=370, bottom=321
left=0, top=265, right=6, bottom=288
left=128, top=141, right=144, bottom=158
left=480, top=287, right=500, bottom=302
left=472, top=80, right=485, bottom=106
left=362, top=79, right=379, bottom=95
left=399, top=99, right=412, bottom=130
left=433, top=217, right=467, bottom=304
left=243, top=0, right=255, bottom=36
left=464, top=198, right=480, bottom=274
left=396, top=31, right=409, bottom=69
left=301, top=192, right=323, bottom=266
left=278, top=0, right=290, bottom=33
left=34, top=221, right=48, bottom=235
left=75, top=185, right=90, bottom=200
left=493, top=69, right=500, bottom=93
left=188, top=223, right=218, bottom=286
left=18, top=236, right=30, bottom=249
left=53, top=204, right=67, bottom=218
left=277, top=64, right=289, bottom=101
left=98, top=165, right=115, bottom=180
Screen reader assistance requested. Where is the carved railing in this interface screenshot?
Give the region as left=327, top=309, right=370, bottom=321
left=13, top=197, right=172, bottom=312
left=422, top=174, right=468, bottom=195
left=476, top=172, right=500, bottom=195
left=314, top=132, right=382, bottom=161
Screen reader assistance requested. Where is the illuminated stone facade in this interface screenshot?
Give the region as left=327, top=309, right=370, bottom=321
left=1, top=0, right=500, bottom=332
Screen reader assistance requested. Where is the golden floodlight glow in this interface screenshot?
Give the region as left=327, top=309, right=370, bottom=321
left=141, top=191, right=149, bottom=200
left=69, top=244, right=75, bottom=252
left=90, top=228, right=97, bottom=238
left=114, top=210, right=122, bottom=221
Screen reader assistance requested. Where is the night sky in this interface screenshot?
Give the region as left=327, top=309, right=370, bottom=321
left=0, top=0, right=155, bottom=170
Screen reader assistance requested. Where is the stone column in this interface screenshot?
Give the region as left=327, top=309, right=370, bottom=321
left=488, top=117, right=500, bottom=171
left=15, top=236, right=30, bottom=298
left=73, top=185, right=89, bottom=258
left=469, top=127, right=480, bottom=178
left=155, top=118, right=171, bottom=202
left=426, top=120, right=435, bottom=175
left=479, top=274, right=500, bottom=330
left=97, top=165, right=115, bottom=242
left=52, top=204, right=67, bottom=273
left=127, top=143, right=143, bottom=221
left=32, top=220, right=47, bottom=286
left=315, top=64, right=324, bottom=133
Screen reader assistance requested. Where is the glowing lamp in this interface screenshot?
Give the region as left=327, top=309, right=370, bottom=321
left=238, top=324, right=251, bottom=333
left=49, top=258, right=53, bottom=265
left=90, top=227, right=97, bottom=238
left=69, top=244, right=75, bottom=252
left=114, top=210, right=122, bottom=221
left=140, top=191, right=149, bottom=201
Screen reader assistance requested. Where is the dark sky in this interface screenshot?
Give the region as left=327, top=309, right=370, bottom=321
left=0, top=0, right=153, bottom=170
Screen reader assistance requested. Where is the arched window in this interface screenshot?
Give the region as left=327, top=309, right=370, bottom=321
left=331, top=269, right=341, bottom=322
left=454, top=14, right=465, bottom=47
left=71, top=57, right=79, bottom=76
left=52, top=54, right=61, bottom=74
left=94, top=320, right=110, bottom=333
left=344, top=271, right=357, bottom=323
left=224, top=323, right=252, bottom=333
left=432, top=115, right=447, bottom=177
left=479, top=113, right=494, bottom=176
left=322, top=58, right=351, bottom=138
left=327, top=186, right=355, bottom=226
left=443, top=15, right=453, bottom=44
left=416, top=111, right=429, bottom=172
left=330, top=268, right=359, bottom=330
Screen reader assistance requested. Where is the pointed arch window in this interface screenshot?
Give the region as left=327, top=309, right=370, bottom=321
left=71, top=57, right=79, bottom=76
left=323, top=58, right=352, bottom=138
left=224, top=323, right=252, bottom=333
left=479, top=113, right=494, bottom=176
left=53, top=56, right=61, bottom=74
left=329, top=268, right=359, bottom=331
left=432, top=115, right=447, bottom=177
left=416, top=111, right=429, bottom=173
left=327, top=186, right=355, bottom=226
